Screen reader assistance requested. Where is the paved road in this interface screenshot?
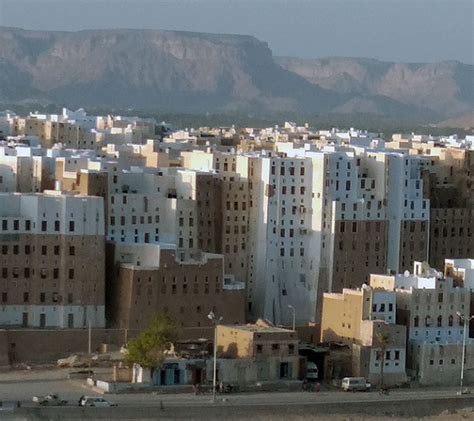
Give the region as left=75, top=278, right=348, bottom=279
left=5, top=393, right=474, bottom=420
left=2, top=369, right=474, bottom=419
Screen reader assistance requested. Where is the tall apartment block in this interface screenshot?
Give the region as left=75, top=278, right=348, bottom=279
left=418, top=147, right=474, bottom=269
left=0, top=191, right=105, bottom=328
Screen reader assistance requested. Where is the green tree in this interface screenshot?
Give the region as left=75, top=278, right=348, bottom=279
left=375, top=331, right=391, bottom=390
left=124, top=315, right=177, bottom=369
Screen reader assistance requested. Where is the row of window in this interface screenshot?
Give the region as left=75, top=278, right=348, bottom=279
left=145, top=283, right=221, bottom=295
left=225, top=225, right=247, bottom=235
left=341, top=201, right=383, bottom=212
left=339, top=241, right=382, bottom=252
left=271, top=166, right=305, bottom=176
left=1, top=220, right=75, bottom=232
left=433, top=227, right=472, bottom=238
left=110, top=215, right=159, bottom=226
left=340, top=221, right=383, bottom=233
left=413, top=292, right=465, bottom=304
left=413, top=315, right=458, bottom=327
left=1, top=268, right=75, bottom=279
left=279, top=248, right=305, bottom=257
left=225, top=201, right=247, bottom=211
left=375, top=350, right=401, bottom=361
left=372, top=303, right=394, bottom=312
left=1, top=245, right=75, bottom=256
left=256, top=343, right=295, bottom=354
left=1, top=291, right=73, bottom=304
left=429, top=358, right=457, bottom=366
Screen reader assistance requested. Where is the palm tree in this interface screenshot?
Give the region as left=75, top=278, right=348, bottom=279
left=375, top=331, right=391, bottom=390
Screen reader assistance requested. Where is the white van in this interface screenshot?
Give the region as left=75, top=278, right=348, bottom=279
left=341, top=377, right=371, bottom=392
left=79, top=396, right=117, bottom=407
left=306, top=362, right=319, bottom=381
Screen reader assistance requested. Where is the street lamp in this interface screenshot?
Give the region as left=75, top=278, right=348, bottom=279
left=456, top=312, right=474, bottom=395
left=288, top=305, right=296, bottom=331
left=208, top=311, right=223, bottom=403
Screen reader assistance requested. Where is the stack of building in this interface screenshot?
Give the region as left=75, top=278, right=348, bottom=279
left=0, top=107, right=473, bottom=387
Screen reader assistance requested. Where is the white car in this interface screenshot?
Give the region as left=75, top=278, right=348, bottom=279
left=79, top=396, right=117, bottom=407
left=32, top=394, right=67, bottom=406
left=306, top=362, right=319, bottom=381
left=341, top=377, right=371, bottom=392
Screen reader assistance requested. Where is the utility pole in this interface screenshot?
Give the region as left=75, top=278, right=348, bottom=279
left=456, top=312, right=473, bottom=395
left=88, top=318, right=92, bottom=355
left=208, top=311, right=223, bottom=403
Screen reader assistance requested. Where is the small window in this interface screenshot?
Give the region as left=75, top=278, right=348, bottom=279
left=256, top=344, right=263, bottom=353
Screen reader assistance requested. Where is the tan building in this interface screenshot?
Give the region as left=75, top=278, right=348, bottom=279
left=216, top=320, right=300, bottom=383
left=106, top=244, right=246, bottom=330
left=217, top=320, right=298, bottom=359
left=320, top=287, right=407, bottom=385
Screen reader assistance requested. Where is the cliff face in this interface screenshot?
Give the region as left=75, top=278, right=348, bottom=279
left=276, top=57, right=474, bottom=118
left=0, top=27, right=338, bottom=113
left=0, top=27, right=472, bottom=120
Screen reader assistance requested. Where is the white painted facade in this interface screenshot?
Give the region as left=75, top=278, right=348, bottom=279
left=369, top=346, right=407, bottom=375
left=0, top=305, right=104, bottom=328
left=0, top=191, right=104, bottom=236
left=371, top=291, right=396, bottom=323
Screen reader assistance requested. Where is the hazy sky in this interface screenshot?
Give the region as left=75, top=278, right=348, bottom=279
left=0, top=0, right=473, bottom=64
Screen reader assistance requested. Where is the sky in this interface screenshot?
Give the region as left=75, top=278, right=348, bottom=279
left=0, top=0, right=472, bottom=64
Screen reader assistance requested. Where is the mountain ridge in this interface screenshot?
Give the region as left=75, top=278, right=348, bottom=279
left=0, top=27, right=472, bottom=121
left=276, top=56, right=473, bottom=119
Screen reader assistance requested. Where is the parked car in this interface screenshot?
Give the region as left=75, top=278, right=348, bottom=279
left=306, top=362, right=319, bottom=381
left=341, top=377, right=371, bottom=392
left=79, top=396, right=117, bottom=407
left=32, top=394, right=68, bottom=406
